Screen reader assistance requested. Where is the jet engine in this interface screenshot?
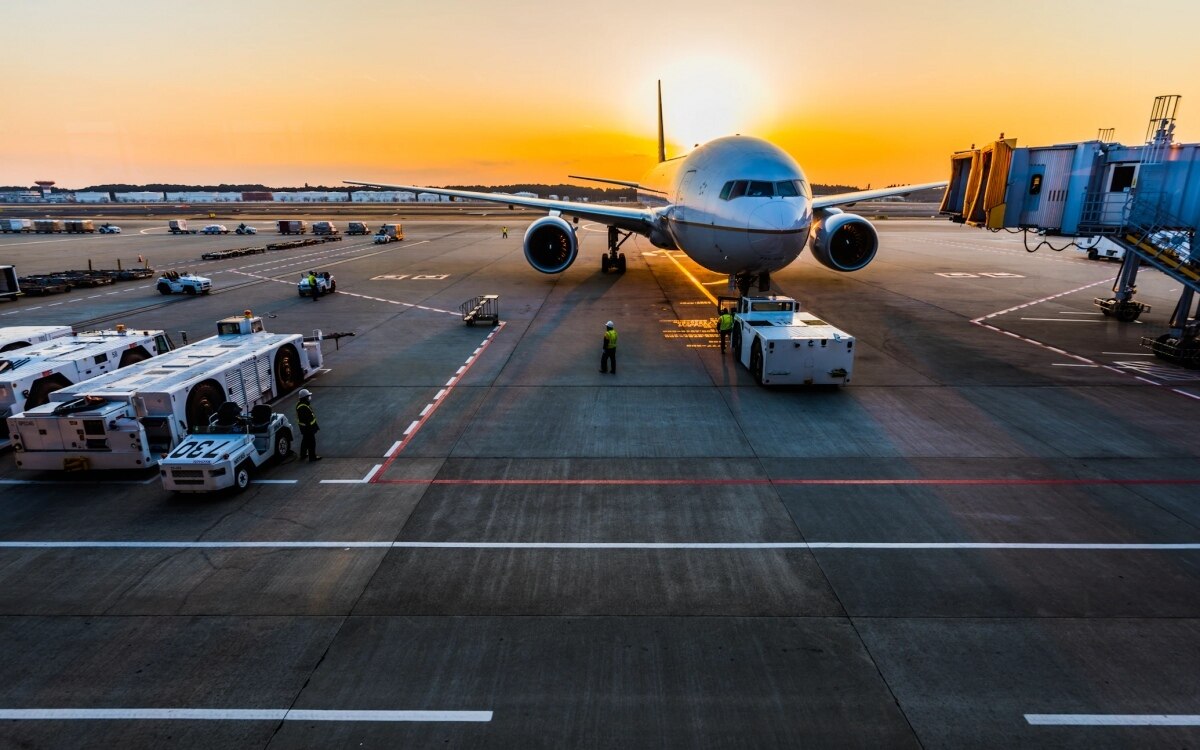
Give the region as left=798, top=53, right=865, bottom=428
left=809, top=209, right=879, bottom=272
left=523, top=215, right=579, bottom=274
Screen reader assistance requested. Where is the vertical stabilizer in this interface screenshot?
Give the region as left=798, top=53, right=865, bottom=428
left=657, top=80, right=666, bottom=163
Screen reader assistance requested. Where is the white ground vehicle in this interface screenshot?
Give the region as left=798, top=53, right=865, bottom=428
left=8, top=312, right=323, bottom=471
left=1078, top=236, right=1126, bottom=262
left=347, top=221, right=371, bottom=235
left=202, top=224, right=229, bottom=235
left=168, top=219, right=197, bottom=234
left=727, top=295, right=855, bottom=386
left=157, top=270, right=212, bottom=295
left=0, top=328, right=171, bottom=440
left=160, top=403, right=293, bottom=492
left=297, top=271, right=336, bottom=297
left=0, top=326, right=73, bottom=352
left=98, top=223, right=121, bottom=234
left=312, top=221, right=339, bottom=236
left=0, top=219, right=33, bottom=233
left=373, top=223, right=404, bottom=244
left=234, top=223, right=258, bottom=235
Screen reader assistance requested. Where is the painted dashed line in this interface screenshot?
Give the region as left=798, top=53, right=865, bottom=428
left=972, top=279, right=1112, bottom=324
left=369, top=323, right=505, bottom=481
left=226, top=270, right=458, bottom=316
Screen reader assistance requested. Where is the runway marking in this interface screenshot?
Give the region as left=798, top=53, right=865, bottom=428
left=1019, top=317, right=1130, bottom=323
left=0, top=476, right=159, bottom=486
left=1051, top=363, right=1099, bottom=367
left=372, top=477, right=1200, bottom=486
left=0, top=236, right=91, bottom=247
left=1173, top=388, right=1200, bottom=400
left=250, top=479, right=297, bottom=484
left=0, top=708, right=492, bottom=723
left=384, top=440, right=403, bottom=457
left=0, top=541, right=1195, bottom=551
left=319, top=464, right=382, bottom=484
left=1025, top=714, right=1200, bottom=726
left=973, top=279, right=1112, bottom=323
left=1103, top=351, right=1154, bottom=356
left=662, top=250, right=719, bottom=306
left=370, top=323, right=505, bottom=481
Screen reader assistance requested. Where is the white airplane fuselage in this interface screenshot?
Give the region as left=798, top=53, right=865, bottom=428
left=636, top=135, right=814, bottom=275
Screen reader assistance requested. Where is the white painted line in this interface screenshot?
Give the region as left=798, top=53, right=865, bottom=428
left=0, top=541, right=1196, bottom=551
left=47, top=302, right=63, bottom=307
left=403, top=421, right=420, bottom=435
left=1025, top=714, right=1200, bottom=726
left=1058, top=311, right=1104, bottom=315
left=1020, top=317, right=1107, bottom=323
left=385, top=440, right=403, bottom=457
left=1103, top=352, right=1155, bottom=356
left=419, top=403, right=432, bottom=416
left=319, top=480, right=367, bottom=484
left=434, top=389, right=447, bottom=401
left=0, top=708, right=492, bottom=723
left=455, top=366, right=466, bottom=375
left=1051, top=364, right=1098, bottom=367
left=250, top=479, right=297, bottom=484
left=363, top=464, right=382, bottom=482
left=445, top=377, right=457, bottom=387
left=1172, top=388, right=1200, bottom=401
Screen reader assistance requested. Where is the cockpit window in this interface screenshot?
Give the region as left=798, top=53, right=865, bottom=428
left=720, top=179, right=809, bottom=200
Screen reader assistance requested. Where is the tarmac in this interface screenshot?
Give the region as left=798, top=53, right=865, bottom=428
left=0, top=211, right=1197, bottom=748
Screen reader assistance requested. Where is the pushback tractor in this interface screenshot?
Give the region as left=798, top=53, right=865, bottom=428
left=7, top=312, right=322, bottom=471
left=725, top=295, right=855, bottom=386
left=0, top=327, right=173, bottom=440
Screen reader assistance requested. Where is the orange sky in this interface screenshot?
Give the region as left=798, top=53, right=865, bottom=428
left=5, top=0, right=1199, bottom=189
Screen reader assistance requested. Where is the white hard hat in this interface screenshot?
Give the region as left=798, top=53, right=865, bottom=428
left=297, top=388, right=312, bottom=398
left=605, top=320, right=614, bottom=328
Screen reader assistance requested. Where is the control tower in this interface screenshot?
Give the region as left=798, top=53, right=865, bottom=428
left=34, top=181, right=55, bottom=200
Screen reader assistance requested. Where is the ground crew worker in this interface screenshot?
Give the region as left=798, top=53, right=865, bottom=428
left=600, top=320, right=618, bottom=374
left=307, top=271, right=320, bottom=301
left=502, top=226, right=508, bottom=239
left=295, top=388, right=320, bottom=461
left=716, top=307, right=734, bottom=353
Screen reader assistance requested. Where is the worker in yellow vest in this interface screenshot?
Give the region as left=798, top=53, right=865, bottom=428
left=295, top=389, right=320, bottom=461
left=600, top=320, right=618, bottom=374
left=716, top=308, right=734, bottom=353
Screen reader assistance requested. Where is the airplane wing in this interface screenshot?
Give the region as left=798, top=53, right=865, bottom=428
left=568, top=174, right=667, bottom=195
left=344, top=180, right=658, bottom=234
left=812, top=181, right=947, bottom=210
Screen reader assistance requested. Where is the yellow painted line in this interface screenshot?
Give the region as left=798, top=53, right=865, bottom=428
left=663, top=252, right=719, bottom=306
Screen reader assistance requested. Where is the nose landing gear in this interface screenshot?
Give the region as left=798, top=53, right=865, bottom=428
left=731, top=271, right=771, bottom=296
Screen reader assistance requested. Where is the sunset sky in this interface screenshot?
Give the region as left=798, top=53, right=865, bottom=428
left=5, top=0, right=1200, bottom=189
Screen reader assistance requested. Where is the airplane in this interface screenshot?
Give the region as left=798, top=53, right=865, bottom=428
left=347, top=82, right=945, bottom=295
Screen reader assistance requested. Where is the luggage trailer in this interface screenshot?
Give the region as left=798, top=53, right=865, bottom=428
left=8, top=313, right=322, bottom=471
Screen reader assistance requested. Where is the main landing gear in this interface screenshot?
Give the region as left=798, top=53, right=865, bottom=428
left=731, top=271, right=771, bottom=296
left=602, top=226, right=628, bottom=274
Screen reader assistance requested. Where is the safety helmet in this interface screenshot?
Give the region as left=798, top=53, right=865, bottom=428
left=297, top=388, right=312, bottom=398
left=605, top=321, right=614, bottom=328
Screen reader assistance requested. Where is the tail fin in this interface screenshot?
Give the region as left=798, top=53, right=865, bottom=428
left=657, top=80, right=666, bottom=163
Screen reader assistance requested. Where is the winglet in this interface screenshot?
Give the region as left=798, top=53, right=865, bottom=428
left=657, top=80, right=666, bottom=163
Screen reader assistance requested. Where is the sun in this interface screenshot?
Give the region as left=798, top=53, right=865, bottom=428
left=656, top=56, right=774, bottom=155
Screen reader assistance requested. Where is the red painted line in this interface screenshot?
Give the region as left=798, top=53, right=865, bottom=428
left=371, top=322, right=506, bottom=482
left=371, top=477, right=1200, bottom=486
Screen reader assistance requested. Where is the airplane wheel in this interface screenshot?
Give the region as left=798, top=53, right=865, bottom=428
left=750, top=341, right=764, bottom=385
left=731, top=327, right=741, bottom=358
left=602, top=255, right=611, bottom=273
left=617, top=253, right=627, bottom=273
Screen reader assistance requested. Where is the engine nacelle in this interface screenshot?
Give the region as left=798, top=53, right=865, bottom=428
left=523, top=215, right=579, bottom=274
left=809, top=210, right=879, bottom=272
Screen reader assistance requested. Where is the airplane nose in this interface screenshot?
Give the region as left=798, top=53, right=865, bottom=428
left=749, top=201, right=809, bottom=258
left=749, top=201, right=793, bottom=232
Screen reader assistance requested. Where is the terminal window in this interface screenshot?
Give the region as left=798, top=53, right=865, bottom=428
left=1110, top=165, right=1136, bottom=192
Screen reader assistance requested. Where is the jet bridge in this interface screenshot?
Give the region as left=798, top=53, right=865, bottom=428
left=941, top=95, right=1200, bottom=367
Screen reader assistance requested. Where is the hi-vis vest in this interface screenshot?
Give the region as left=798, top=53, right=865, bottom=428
left=718, top=313, right=734, bottom=331
left=296, top=402, right=317, bottom=427
left=604, top=329, right=618, bottom=349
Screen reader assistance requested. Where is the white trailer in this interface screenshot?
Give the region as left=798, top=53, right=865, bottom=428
left=0, top=326, right=73, bottom=352
left=727, top=295, right=855, bottom=386
left=0, top=328, right=173, bottom=430
left=8, top=313, right=323, bottom=471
